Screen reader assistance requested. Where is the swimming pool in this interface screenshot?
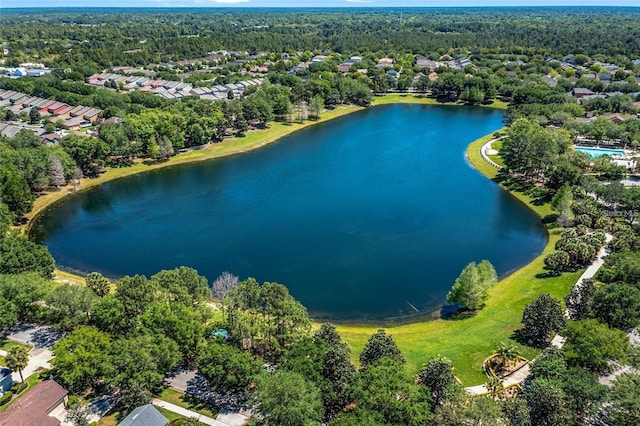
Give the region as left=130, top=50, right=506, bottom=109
left=575, top=147, right=626, bottom=158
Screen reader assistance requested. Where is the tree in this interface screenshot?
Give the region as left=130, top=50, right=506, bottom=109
left=6, top=346, right=29, bottom=383
left=563, top=367, right=606, bottom=424
left=156, top=136, right=174, bottom=161
left=60, top=136, right=109, bottom=176
left=85, top=272, right=111, bottom=297
left=521, top=294, right=565, bottom=345
left=526, top=379, right=570, bottom=426
left=48, top=155, right=66, bottom=189
left=0, top=296, right=18, bottom=332
left=251, top=370, right=323, bottom=426
left=211, top=271, right=239, bottom=299
left=105, top=335, right=179, bottom=395
left=591, top=283, right=640, bottom=331
left=495, top=341, right=520, bottom=370
left=446, top=260, right=497, bottom=311
left=0, top=168, right=34, bottom=216
left=197, top=341, right=261, bottom=390
left=150, top=266, right=209, bottom=305
left=551, top=184, right=573, bottom=225
left=564, top=278, right=595, bottom=320
left=502, top=396, right=531, bottom=426
left=485, top=375, right=505, bottom=400
left=115, top=274, right=158, bottom=316
left=606, top=373, right=640, bottom=426
left=562, top=319, right=630, bottom=373
left=359, top=329, right=405, bottom=368
left=310, top=96, right=324, bottom=119
left=416, top=356, right=457, bottom=408
left=51, top=326, right=111, bottom=393
left=544, top=251, right=570, bottom=275
left=29, top=107, right=41, bottom=125
left=0, top=231, right=55, bottom=279
left=342, top=357, right=432, bottom=426
left=45, top=284, right=98, bottom=331
left=0, top=202, right=14, bottom=236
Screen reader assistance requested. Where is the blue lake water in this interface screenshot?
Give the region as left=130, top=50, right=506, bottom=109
left=31, top=104, right=547, bottom=321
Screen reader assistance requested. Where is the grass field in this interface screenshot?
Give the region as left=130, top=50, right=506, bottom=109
left=158, top=388, right=219, bottom=419
left=335, top=134, right=582, bottom=385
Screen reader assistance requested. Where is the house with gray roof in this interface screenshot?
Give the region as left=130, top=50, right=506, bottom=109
left=119, top=404, right=168, bottom=426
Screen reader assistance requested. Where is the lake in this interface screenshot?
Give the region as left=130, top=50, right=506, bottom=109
left=31, top=104, right=547, bottom=321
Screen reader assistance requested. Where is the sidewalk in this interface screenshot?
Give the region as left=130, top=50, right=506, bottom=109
left=152, top=398, right=220, bottom=426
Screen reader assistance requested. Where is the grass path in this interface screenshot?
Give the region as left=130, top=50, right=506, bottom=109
left=335, top=134, right=583, bottom=385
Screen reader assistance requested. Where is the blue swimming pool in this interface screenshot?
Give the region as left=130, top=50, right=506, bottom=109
left=575, top=147, right=626, bottom=158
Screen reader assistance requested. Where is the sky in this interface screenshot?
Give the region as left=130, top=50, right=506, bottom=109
left=2, top=0, right=639, bottom=8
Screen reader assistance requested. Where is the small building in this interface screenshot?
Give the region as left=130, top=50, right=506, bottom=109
left=119, top=404, right=168, bottom=426
left=40, top=133, right=62, bottom=144
left=598, top=72, right=612, bottom=82
left=571, top=88, right=595, bottom=99
left=0, top=368, right=13, bottom=394
left=376, top=57, right=394, bottom=68
left=337, top=63, right=352, bottom=73
left=0, top=380, right=68, bottom=426
left=386, top=69, right=399, bottom=78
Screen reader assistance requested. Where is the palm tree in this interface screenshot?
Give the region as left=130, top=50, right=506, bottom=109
left=495, top=342, right=519, bottom=371
left=6, top=346, right=29, bottom=383
left=486, top=375, right=504, bottom=400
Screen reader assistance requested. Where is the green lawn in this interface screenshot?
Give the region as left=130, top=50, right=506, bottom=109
left=158, top=388, right=219, bottom=419
left=0, top=340, right=31, bottom=353
left=335, top=133, right=582, bottom=385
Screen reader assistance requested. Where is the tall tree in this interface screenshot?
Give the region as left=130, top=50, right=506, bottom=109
left=48, top=155, right=66, bottom=189
left=85, top=272, right=111, bottom=297
left=446, top=260, right=497, bottom=311
left=6, top=346, right=29, bottom=383
left=521, top=294, right=565, bottom=346
left=359, top=329, right=405, bottom=368
left=416, top=356, right=457, bottom=409
left=252, top=370, right=323, bottom=426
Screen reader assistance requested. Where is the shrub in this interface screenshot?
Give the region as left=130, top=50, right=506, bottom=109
left=0, top=391, right=13, bottom=406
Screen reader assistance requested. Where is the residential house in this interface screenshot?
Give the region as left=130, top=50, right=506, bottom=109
left=40, top=133, right=62, bottom=144
left=119, top=404, right=168, bottom=426
left=0, top=380, right=68, bottom=426
left=337, top=63, right=352, bottom=73
left=376, top=57, right=394, bottom=68
left=0, top=368, right=12, bottom=394
left=571, top=88, right=595, bottom=99
left=598, top=73, right=612, bottom=82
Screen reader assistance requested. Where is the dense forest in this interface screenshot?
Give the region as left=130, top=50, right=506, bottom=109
left=1, top=8, right=639, bottom=73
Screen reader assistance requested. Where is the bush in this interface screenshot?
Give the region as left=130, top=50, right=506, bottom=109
left=0, top=391, right=13, bottom=406
left=13, top=382, right=27, bottom=394
left=67, top=394, right=79, bottom=407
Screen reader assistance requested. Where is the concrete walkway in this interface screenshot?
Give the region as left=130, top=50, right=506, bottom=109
left=152, top=398, right=222, bottom=426
left=466, top=233, right=613, bottom=396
